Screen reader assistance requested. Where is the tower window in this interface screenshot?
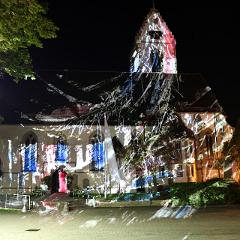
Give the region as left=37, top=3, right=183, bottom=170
left=148, top=30, right=162, bottom=39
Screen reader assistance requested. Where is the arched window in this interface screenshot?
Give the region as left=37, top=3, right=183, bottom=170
left=56, top=135, right=68, bottom=164
left=90, top=132, right=105, bottom=171
left=23, top=132, right=37, bottom=172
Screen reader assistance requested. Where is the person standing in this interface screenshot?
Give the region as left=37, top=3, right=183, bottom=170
left=58, top=166, right=67, bottom=193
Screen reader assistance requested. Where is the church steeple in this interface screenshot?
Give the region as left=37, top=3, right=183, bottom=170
left=152, top=0, right=156, bottom=10
left=130, top=8, right=177, bottom=74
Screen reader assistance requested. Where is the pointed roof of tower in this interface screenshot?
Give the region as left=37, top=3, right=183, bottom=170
left=131, top=8, right=177, bottom=74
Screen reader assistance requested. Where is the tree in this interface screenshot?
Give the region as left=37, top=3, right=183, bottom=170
left=0, top=0, right=58, bottom=81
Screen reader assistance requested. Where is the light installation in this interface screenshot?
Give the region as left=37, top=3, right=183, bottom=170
left=75, top=145, right=85, bottom=169
left=23, top=134, right=37, bottom=172
left=130, top=9, right=177, bottom=74
left=8, top=140, right=13, bottom=183
left=2, top=8, right=235, bottom=196
left=24, top=144, right=37, bottom=172
left=44, top=144, right=57, bottom=175
left=180, top=112, right=234, bottom=181
left=92, top=142, right=105, bottom=171
left=30, top=8, right=177, bottom=129
left=56, top=136, right=68, bottom=164
left=115, top=8, right=177, bottom=125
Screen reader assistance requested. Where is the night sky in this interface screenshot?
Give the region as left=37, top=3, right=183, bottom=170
left=30, top=1, right=238, bottom=125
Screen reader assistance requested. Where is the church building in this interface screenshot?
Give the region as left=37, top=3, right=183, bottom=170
left=0, top=8, right=234, bottom=195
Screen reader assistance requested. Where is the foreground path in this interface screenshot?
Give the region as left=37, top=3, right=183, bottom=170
left=1, top=206, right=240, bottom=240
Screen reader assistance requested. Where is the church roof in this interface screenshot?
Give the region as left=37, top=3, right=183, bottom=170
left=0, top=9, right=222, bottom=125
left=0, top=71, right=223, bottom=125
left=173, top=73, right=223, bottom=113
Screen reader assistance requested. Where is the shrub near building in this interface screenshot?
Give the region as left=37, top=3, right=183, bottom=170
left=170, top=179, right=240, bottom=207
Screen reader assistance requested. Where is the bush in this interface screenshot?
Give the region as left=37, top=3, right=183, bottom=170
left=188, top=187, right=226, bottom=207
left=70, top=186, right=84, bottom=198
left=104, top=194, right=120, bottom=201
left=31, top=186, right=46, bottom=198
left=115, top=193, right=153, bottom=202
left=67, top=174, right=73, bottom=190
left=170, top=182, right=204, bottom=206
left=170, top=179, right=240, bottom=207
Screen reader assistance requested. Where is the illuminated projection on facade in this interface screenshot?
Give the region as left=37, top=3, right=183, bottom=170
left=0, top=8, right=235, bottom=194
left=131, top=9, right=177, bottom=74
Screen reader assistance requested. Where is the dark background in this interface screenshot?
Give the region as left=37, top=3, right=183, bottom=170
left=30, top=1, right=238, bottom=125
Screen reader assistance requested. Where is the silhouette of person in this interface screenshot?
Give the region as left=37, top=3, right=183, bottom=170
left=51, top=167, right=59, bottom=194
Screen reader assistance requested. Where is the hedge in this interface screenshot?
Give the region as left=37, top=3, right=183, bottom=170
left=170, top=179, right=240, bottom=207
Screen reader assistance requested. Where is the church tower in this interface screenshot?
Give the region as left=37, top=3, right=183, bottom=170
left=130, top=8, right=177, bottom=74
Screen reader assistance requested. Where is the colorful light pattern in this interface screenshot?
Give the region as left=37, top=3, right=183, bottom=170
left=0, top=7, right=236, bottom=196
left=92, top=142, right=105, bottom=171
left=7, top=140, right=13, bottom=183
left=44, top=144, right=57, bottom=175
left=56, top=140, right=68, bottom=164
left=131, top=9, right=177, bottom=74
left=24, top=144, right=37, bottom=172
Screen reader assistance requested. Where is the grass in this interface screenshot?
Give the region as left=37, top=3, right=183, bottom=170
left=0, top=208, right=22, bottom=214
